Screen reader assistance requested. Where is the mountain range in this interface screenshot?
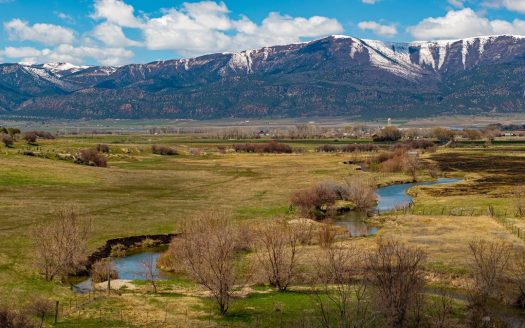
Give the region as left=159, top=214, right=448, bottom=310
left=1, top=34, right=525, bottom=119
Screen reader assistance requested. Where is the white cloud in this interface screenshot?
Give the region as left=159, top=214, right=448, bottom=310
left=0, top=44, right=134, bottom=66
left=92, top=22, right=140, bottom=47
left=448, top=0, right=465, bottom=8
left=143, top=5, right=343, bottom=56
left=361, top=0, right=380, bottom=4
left=483, top=0, right=525, bottom=13
left=407, top=8, right=525, bottom=40
left=358, top=21, right=398, bottom=37
left=55, top=12, right=75, bottom=24
left=4, top=19, right=75, bottom=45
left=92, top=0, right=143, bottom=27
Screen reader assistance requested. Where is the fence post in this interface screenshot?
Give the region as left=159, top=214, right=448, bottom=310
left=54, top=300, right=59, bottom=324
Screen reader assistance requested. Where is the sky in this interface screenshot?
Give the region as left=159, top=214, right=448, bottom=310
left=0, top=0, right=524, bottom=66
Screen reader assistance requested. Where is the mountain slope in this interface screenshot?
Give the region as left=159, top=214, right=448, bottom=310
left=1, top=34, right=525, bottom=119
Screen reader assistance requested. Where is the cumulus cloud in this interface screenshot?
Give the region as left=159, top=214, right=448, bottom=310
left=448, top=0, right=466, bottom=8
left=2, top=0, right=344, bottom=64
left=0, top=44, right=134, bottom=66
left=358, top=21, right=397, bottom=37
left=407, top=8, right=525, bottom=40
left=92, top=22, right=140, bottom=47
left=4, top=19, right=75, bottom=45
left=91, top=0, right=143, bottom=27
left=483, top=0, right=525, bottom=13
left=143, top=4, right=343, bottom=55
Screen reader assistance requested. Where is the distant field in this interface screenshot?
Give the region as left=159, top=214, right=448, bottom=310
left=1, top=132, right=524, bottom=327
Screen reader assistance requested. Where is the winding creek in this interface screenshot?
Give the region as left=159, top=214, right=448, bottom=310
left=74, top=177, right=462, bottom=292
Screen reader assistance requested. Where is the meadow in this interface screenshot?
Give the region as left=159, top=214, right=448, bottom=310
left=0, top=129, right=524, bottom=327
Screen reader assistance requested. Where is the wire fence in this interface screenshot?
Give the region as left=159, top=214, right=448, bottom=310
left=381, top=203, right=525, bottom=242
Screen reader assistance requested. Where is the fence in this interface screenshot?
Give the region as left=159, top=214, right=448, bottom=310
left=380, top=203, right=525, bottom=242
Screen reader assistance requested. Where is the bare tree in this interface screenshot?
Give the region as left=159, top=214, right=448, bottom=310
left=0, top=305, right=34, bottom=328
left=169, top=212, right=239, bottom=314
left=141, top=254, right=159, bottom=293
left=342, top=175, right=377, bottom=211
left=32, top=208, right=91, bottom=282
left=314, top=245, right=374, bottom=328
left=514, top=186, right=525, bottom=217
left=512, top=247, right=525, bottom=308
left=27, top=297, right=54, bottom=328
left=91, top=259, right=118, bottom=295
left=255, top=219, right=301, bottom=291
left=467, top=240, right=512, bottom=327
left=428, top=287, right=454, bottom=328
left=402, top=154, right=421, bottom=182
left=367, top=238, right=426, bottom=328
left=291, top=183, right=337, bottom=219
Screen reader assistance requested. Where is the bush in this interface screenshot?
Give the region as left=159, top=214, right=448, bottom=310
left=91, top=259, right=118, bottom=283
left=23, top=132, right=38, bottom=144
left=316, top=144, right=338, bottom=153
left=233, top=141, right=293, bottom=154
left=340, top=144, right=378, bottom=152
left=77, top=149, right=107, bottom=167
left=373, top=126, right=402, bottom=142
left=96, top=144, right=110, bottom=153
left=291, top=183, right=337, bottom=219
left=391, top=140, right=436, bottom=152
left=152, top=145, right=178, bottom=155
left=0, top=306, right=34, bottom=328
left=2, top=134, right=14, bottom=147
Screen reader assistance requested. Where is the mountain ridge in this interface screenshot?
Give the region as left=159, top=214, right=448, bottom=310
left=1, top=34, right=525, bottom=119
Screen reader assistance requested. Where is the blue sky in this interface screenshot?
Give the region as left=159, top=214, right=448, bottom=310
left=0, top=0, right=524, bottom=66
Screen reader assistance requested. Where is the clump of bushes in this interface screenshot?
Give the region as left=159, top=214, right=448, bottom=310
left=152, top=145, right=178, bottom=155
left=233, top=141, right=293, bottom=154
left=341, top=144, right=378, bottom=152
left=391, top=140, right=436, bottom=152
left=291, top=183, right=337, bottom=219
left=96, top=144, right=110, bottom=153
left=372, top=126, right=402, bottom=142
left=316, top=144, right=338, bottom=153
left=1, top=134, right=14, bottom=147
left=91, top=259, right=118, bottom=283
left=316, top=144, right=378, bottom=153
left=0, top=306, right=34, bottom=328
left=76, top=149, right=107, bottom=167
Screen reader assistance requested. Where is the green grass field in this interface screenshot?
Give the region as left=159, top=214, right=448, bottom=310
left=1, top=133, right=525, bottom=327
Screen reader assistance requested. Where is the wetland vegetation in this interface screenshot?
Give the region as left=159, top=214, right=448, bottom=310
left=0, top=121, right=525, bottom=327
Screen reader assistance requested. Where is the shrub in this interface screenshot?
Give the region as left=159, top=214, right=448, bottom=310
left=2, top=134, right=14, bottom=147
left=0, top=306, right=34, bottom=328
left=340, top=144, right=378, bottom=152
left=110, top=244, right=127, bottom=258
left=391, top=140, right=436, bottom=152
left=91, top=259, right=118, bottom=284
left=233, top=141, right=292, bottom=154
left=432, top=127, right=455, bottom=143
left=316, top=144, right=338, bottom=152
left=291, top=183, right=337, bottom=219
left=152, top=145, right=178, bottom=155
left=77, top=149, right=107, bottom=167
left=373, top=126, right=402, bottom=142
left=342, top=176, right=377, bottom=211
left=96, top=144, right=110, bottom=153
left=23, top=132, right=38, bottom=144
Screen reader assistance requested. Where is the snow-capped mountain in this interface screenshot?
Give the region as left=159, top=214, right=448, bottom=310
left=1, top=34, right=525, bottom=119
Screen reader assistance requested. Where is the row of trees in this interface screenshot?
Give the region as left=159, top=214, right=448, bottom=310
left=162, top=212, right=525, bottom=327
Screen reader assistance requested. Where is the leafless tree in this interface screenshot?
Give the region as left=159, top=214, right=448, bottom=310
left=91, top=259, right=118, bottom=295
left=402, top=154, right=421, bottom=182
left=0, top=305, right=34, bottom=328
left=466, top=240, right=512, bottom=327
left=27, top=297, right=54, bottom=328
left=255, top=219, right=301, bottom=291
left=313, top=245, right=374, bottom=328
left=32, top=208, right=91, bottom=282
left=512, top=247, right=525, bottom=308
left=342, top=175, right=377, bottom=211
left=291, top=183, right=337, bottom=219
left=141, top=254, right=159, bottom=293
left=428, top=287, right=454, bottom=328
left=169, top=212, right=239, bottom=314
left=513, top=186, right=525, bottom=217
left=367, top=238, right=426, bottom=328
